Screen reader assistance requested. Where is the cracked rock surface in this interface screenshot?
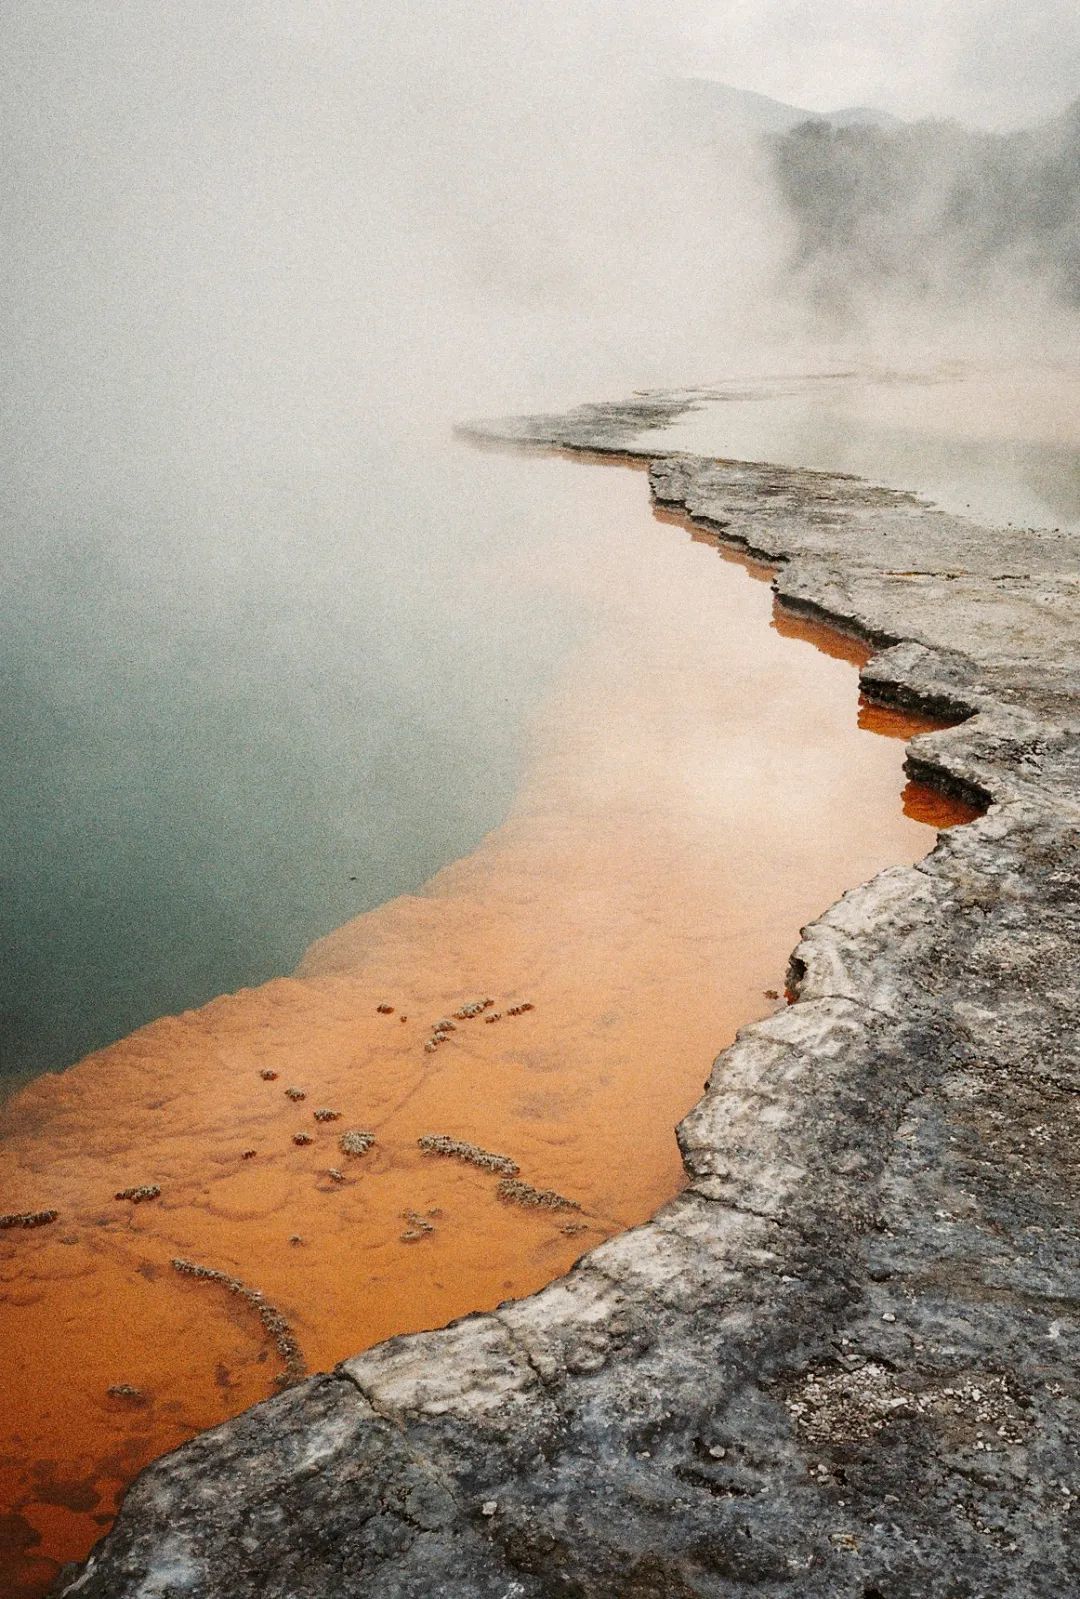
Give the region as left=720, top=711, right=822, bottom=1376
left=63, top=395, right=1079, bottom=1597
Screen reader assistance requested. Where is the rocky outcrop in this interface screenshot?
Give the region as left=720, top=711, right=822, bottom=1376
left=62, top=396, right=1079, bottom=1598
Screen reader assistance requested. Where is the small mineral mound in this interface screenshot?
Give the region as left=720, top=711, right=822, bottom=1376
left=496, top=1177, right=580, bottom=1211
left=400, top=1209, right=436, bottom=1243
left=171, top=1257, right=305, bottom=1388
left=0, top=1209, right=58, bottom=1229
left=115, top=1185, right=160, bottom=1204
left=453, top=997, right=495, bottom=1019
left=339, top=1129, right=376, bottom=1158
left=417, top=1134, right=519, bottom=1175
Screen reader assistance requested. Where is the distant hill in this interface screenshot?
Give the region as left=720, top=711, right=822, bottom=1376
left=667, top=78, right=903, bottom=135
left=770, top=96, right=1080, bottom=313
left=827, top=104, right=905, bottom=129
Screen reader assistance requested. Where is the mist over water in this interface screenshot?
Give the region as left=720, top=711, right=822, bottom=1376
left=2, top=11, right=1078, bottom=1595
left=3, top=437, right=587, bottom=1079
left=637, top=366, right=1080, bottom=533
left=3, top=3, right=1078, bottom=1081
left=0, top=3, right=784, bottom=1080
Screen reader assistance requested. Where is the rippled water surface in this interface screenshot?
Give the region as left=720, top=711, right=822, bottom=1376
left=0, top=440, right=978, bottom=1596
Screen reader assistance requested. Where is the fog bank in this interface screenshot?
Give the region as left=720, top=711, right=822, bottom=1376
left=1, top=0, right=788, bottom=524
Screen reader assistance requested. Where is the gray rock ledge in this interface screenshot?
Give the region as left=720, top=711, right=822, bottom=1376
left=63, top=395, right=1079, bottom=1598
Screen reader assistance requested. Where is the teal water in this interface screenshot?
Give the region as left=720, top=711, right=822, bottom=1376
left=1, top=435, right=584, bottom=1084
left=9, top=364, right=1075, bottom=1088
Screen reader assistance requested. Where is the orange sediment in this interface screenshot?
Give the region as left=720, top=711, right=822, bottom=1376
left=0, top=450, right=979, bottom=1596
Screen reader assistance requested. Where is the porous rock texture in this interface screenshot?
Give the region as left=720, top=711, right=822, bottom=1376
left=63, top=396, right=1079, bottom=1597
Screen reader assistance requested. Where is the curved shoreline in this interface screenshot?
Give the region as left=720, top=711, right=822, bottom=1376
left=63, top=396, right=1079, bottom=1598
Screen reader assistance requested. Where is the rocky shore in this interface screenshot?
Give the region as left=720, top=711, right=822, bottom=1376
left=61, top=394, right=1079, bottom=1598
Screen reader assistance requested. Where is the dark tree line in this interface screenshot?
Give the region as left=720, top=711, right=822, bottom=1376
left=770, top=101, right=1080, bottom=318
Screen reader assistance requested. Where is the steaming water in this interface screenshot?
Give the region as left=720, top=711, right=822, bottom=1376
left=638, top=365, right=1080, bottom=532
left=1, top=441, right=977, bottom=1598
left=7, top=364, right=1072, bottom=1092
left=1, top=434, right=584, bottom=1086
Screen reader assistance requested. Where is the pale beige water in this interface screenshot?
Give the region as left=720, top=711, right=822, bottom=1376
left=638, top=363, right=1080, bottom=532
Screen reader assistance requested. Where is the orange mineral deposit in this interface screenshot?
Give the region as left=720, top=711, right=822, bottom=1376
left=0, top=448, right=978, bottom=1597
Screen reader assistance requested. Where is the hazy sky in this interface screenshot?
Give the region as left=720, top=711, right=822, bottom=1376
left=2, top=0, right=1075, bottom=453
left=678, top=0, right=1080, bottom=128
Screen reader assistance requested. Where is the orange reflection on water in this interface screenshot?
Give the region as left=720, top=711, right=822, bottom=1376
left=0, top=450, right=978, bottom=1596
